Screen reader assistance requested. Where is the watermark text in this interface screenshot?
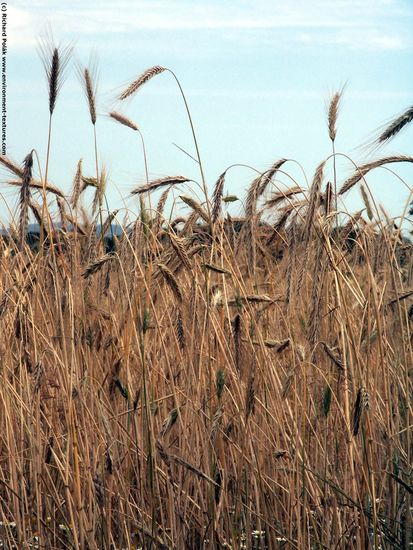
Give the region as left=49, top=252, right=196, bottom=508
left=1, top=2, right=6, bottom=155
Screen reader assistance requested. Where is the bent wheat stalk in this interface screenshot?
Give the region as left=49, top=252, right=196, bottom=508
left=118, top=66, right=211, bottom=225
left=109, top=111, right=149, bottom=186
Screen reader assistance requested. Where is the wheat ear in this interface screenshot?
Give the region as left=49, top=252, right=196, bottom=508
left=19, top=152, right=34, bottom=248
left=132, top=176, right=190, bottom=195
left=373, top=104, right=413, bottom=147
left=109, top=111, right=139, bottom=131
left=118, top=66, right=166, bottom=100
left=265, top=186, right=303, bottom=209
left=211, top=171, right=226, bottom=223
left=258, top=158, right=288, bottom=197
left=0, top=155, right=24, bottom=178
left=37, top=34, right=72, bottom=115
left=327, top=88, right=344, bottom=142
left=71, top=159, right=83, bottom=209
left=339, top=155, right=413, bottom=195
left=82, top=253, right=115, bottom=278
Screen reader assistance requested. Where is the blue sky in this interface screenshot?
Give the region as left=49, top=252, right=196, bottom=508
left=3, top=0, right=413, bottom=225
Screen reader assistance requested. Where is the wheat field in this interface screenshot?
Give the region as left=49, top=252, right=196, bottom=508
left=0, top=40, right=412, bottom=549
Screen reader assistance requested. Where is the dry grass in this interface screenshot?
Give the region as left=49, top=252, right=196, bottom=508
left=0, top=56, right=412, bottom=550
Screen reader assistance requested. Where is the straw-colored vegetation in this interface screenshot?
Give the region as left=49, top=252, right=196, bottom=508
left=0, top=37, right=412, bottom=549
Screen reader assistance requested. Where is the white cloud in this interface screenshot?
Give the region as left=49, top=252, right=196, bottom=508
left=6, top=0, right=412, bottom=51
left=297, top=28, right=405, bottom=51
left=6, top=6, right=37, bottom=49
